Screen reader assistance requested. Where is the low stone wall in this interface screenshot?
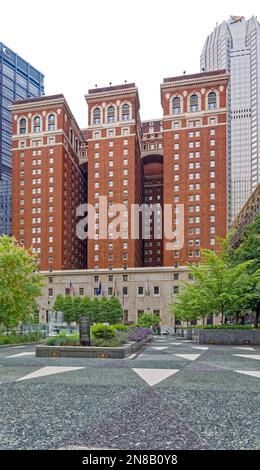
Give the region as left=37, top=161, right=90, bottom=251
left=198, top=329, right=260, bottom=345
left=36, top=335, right=153, bottom=359
left=0, top=342, right=43, bottom=349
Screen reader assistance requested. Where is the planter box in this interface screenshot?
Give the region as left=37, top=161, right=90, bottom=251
left=36, top=335, right=153, bottom=359
left=198, top=329, right=260, bottom=345
left=185, top=330, right=193, bottom=340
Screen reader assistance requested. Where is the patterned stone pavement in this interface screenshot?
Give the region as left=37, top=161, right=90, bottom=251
left=0, top=336, right=260, bottom=450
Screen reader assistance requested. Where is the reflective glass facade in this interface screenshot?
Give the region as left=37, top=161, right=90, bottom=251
left=0, top=42, right=44, bottom=235
left=201, top=16, right=260, bottom=222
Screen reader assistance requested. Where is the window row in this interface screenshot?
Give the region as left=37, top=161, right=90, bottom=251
left=19, top=114, right=56, bottom=134
left=171, top=92, right=218, bottom=115
left=93, top=103, right=131, bottom=125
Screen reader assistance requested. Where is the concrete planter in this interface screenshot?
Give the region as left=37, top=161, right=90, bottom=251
left=198, top=329, right=260, bottom=345
left=186, top=330, right=193, bottom=340
left=36, top=335, right=153, bottom=359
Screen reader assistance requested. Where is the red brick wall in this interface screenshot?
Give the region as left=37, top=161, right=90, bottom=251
left=86, top=89, right=143, bottom=269
left=161, top=74, right=228, bottom=266
left=12, top=99, right=87, bottom=271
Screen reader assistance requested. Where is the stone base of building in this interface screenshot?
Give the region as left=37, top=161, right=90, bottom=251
left=38, top=266, right=190, bottom=328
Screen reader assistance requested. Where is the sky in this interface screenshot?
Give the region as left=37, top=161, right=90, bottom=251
left=0, top=0, right=259, bottom=127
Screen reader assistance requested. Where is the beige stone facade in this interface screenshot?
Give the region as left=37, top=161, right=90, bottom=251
left=38, top=266, right=191, bottom=327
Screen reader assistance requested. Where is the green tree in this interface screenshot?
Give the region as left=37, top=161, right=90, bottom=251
left=171, top=250, right=252, bottom=324
left=138, top=312, right=160, bottom=328
left=226, top=216, right=260, bottom=326
left=0, top=236, right=44, bottom=332
left=107, top=296, right=123, bottom=324
left=52, top=294, right=123, bottom=325
left=171, top=284, right=209, bottom=325
left=53, top=294, right=65, bottom=314
left=62, top=296, right=74, bottom=324
left=227, top=215, right=260, bottom=274
left=89, top=297, right=101, bottom=323
left=99, top=296, right=110, bottom=322
left=81, top=296, right=92, bottom=320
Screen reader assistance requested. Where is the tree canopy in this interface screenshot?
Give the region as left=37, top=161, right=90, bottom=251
left=226, top=215, right=260, bottom=325
left=171, top=249, right=258, bottom=325
left=137, top=312, right=160, bottom=328
left=53, top=295, right=123, bottom=324
left=0, top=236, right=44, bottom=330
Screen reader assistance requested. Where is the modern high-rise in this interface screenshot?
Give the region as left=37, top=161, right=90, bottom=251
left=200, top=16, right=260, bottom=222
left=0, top=42, right=44, bottom=235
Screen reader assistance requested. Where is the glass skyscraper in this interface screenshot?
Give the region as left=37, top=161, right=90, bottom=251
left=200, top=16, right=260, bottom=222
left=0, top=42, right=44, bottom=235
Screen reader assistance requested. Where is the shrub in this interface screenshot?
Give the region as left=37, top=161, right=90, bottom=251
left=127, top=326, right=152, bottom=342
left=195, top=324, right=256, bottom=330
left=91, top=323, right=116, bottom=339
left=45, top=333, right=79, bottom=346
left=137, top=313, right=160, bottom=328
left=0, top=331, right=43, bottom=345
left=91, top=337, right=124, bottom=347
left=113, top=324, right=129, bottom=331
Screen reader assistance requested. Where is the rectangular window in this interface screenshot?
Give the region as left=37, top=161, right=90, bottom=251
left=154, top=286, right=160, bottom=296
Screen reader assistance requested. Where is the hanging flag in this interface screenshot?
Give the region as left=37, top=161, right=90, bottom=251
left=113, top=278, right=117, bottom=296
left=97, top=280, right=102, bottom=296
left=69, top=280, right=76, bottom=296
left=145, top=278, right=150, bottom=296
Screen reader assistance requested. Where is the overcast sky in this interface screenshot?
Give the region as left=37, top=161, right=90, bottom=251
left=0, top=0, right=259, bottom=127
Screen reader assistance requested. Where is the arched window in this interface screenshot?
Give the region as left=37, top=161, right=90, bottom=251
left=19, top=118, right=26, bottom=134
left=190, top=94, right=199, bottom=112
left=33, top=116, right=41, bottom=133
left=93, top=107, right=101, bottom=125
left=107, top=106, right=115, bottom=123
left=48, top=114, right=56, bottom=131
left=208, top=92, right=217, bottom=110
left=122, top=104, right=130, bottom=121
left=172, top=97, right=181, bottom=114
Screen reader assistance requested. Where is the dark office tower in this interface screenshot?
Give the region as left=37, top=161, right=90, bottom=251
left=0, top=42, right=44, bottom=235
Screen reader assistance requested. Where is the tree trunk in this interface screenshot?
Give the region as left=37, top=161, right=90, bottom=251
left=236, top=312, right=239, bottom=324
left=254, top=303, right=260, bottom=328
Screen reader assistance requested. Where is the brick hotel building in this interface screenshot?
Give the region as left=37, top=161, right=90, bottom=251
left=11, top=70, right=229, bottom=272
left=11, top=95, right=87, bottom=271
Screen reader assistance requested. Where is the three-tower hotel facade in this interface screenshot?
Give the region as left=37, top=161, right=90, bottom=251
left=11, top=70, right=229, bottom=271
